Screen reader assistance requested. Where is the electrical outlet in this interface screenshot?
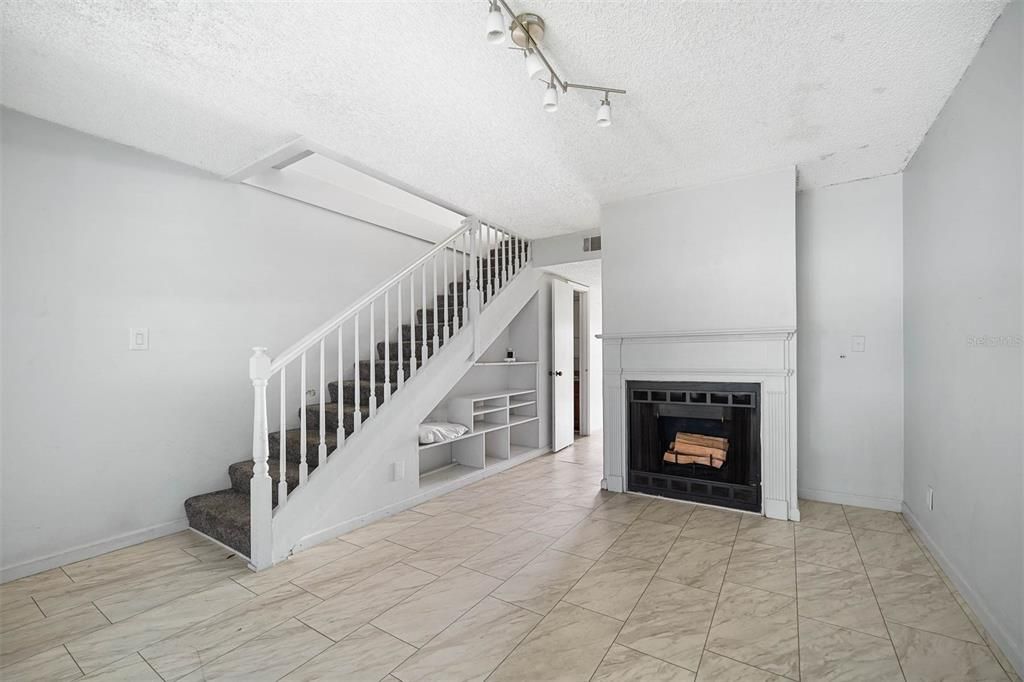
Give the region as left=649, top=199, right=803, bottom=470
left=852, top=335, right=866, bottom=352
left=392, top=461, right=405, bottom=481
left=927, top=486, right=934, bottom=511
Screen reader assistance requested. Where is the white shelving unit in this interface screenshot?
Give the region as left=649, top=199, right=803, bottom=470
left=417, top=388, right=539, bottom=491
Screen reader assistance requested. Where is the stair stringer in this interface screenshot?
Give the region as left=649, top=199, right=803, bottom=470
left=269, top=265, right=545, bottom=564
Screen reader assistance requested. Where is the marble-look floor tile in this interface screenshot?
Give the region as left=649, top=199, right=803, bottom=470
left=491, top=549, right=593, bottom=615
left=795, top=526, right=864, bottom=573
left=590, top=494, right=652, bottom=524
left=283, top=624, right=415, bottom=681
left=798, top=617, right=903, bottom=681
left=178, top=618, right=332, bottom=682
left=797, top=500, right=851, bottom=534
left=488, top=602, right=622, bottom=682
left=181, top=540, right=237, bottom=563
left=65, top=580, right=252, bottom=674
left=617, top=577, right=718, bottom=672
left=889, top=622, right=1009, bottom=682
left=657, top=536, right=732, bottom=593
left=557, top=486, right=616, bottom=510
left=140, top=582, right=321, bottom=680
left=866, top=565, right=983, bottom=644
left=60, top=532, right=199, bottom=584
left=467, top=504, right=546, bottom=535
left=461, top=530, right=553, bottom=579
left=0, top=568, right=73, bottom=604
left=725, top=541, right=795, bottom=596
left=640, top=498, right=697, bottom=527
left=564, top=553, right=658, bottom=620
left=83, top=653, right=160, bottom=681
left=230, top=539, right=362, bottom=595
left=551, top=517, right=629, bottom=559
left=392, top=597, right=540, bottom=681
left=706, top=582, right=799, bottom=680
left=92, top=559, right=244, bottom=623
left=1, top=598, right=45, bottom=635
left=371, top=566, right=500, bottom=647
left=681, top=508, right=741, bottom=545
left=291, top=540, right=414, bottom=599
left=403, top=526, right=500, bottom=576
left=695, top=651, right=788, bottom=681
left=853, top=526, right=935, bottom=576
left=607, top=520, right=682, bottom=563
left=843, top=506, right=907, bottom=534
left=520, top=505, right=592, bottom=538
left=387, top=512, right=477, bottom=551
left=0, top=644, right=84, bottom=681
left=736, top=516, right=794, bottom=549
left=593, top=644, right=695, bottom=682
left=0, top=603, right=109, bottom=668
left=298, top=562, right=436, bottom=641
left=796, top=562, right=887, bottom=638
left=339, top=511, right=431, bottom=547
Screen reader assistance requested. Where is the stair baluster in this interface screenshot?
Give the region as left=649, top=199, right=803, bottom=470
left=353, top=311, right=362, bottom=433
left=318, top=338, right=327, bottom=467
left=383, top=290, right=392, bottom=403
left=299, top=351, right=308, bottom=484
left=409, top=274, right=418, bottom=378
left=278, top=366, right=288, bottom=505
left=337, top=328, right=345, bottom=446
left=369, top=301, right=377, bottom=419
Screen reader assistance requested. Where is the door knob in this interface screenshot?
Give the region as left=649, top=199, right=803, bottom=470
left=554, top=370, right=563, bottom=377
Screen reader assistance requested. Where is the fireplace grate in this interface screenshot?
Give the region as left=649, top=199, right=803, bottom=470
left=630, top=471, right=760, bottom=510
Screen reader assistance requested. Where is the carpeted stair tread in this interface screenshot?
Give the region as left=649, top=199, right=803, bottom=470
left=184, top=490, right=250, bottom=557
left=228, top=457, right=320, bottom=506
left=376, top=340, right=438, bottom=361
left=304, top=402, right=372, bottom=432
left=416, top=307, right=466, bottom=324
left=268, top=429, right=338, bottom=464
left=327, top=379, right=398, bottom=404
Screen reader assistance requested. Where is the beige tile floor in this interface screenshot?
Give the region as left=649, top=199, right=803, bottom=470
left=1, top=435, right=1019, bottom=681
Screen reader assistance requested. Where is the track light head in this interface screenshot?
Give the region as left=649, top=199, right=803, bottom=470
left=543, top=80, right=559, bottom=112
left=486, top=2, right=506, bottom=44
left=596, top=97, right=612, bottom=127
left=524, top=48, right=545, bottom=80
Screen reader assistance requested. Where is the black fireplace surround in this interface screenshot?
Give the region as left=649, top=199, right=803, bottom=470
left=627, top=380, right=761, bottom=512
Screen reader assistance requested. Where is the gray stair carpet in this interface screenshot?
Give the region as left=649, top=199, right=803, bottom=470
left=184, top=257, right=508, bottom=558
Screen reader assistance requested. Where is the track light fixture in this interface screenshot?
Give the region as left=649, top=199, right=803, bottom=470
left=524, top=48, right=545, bottom=80
left=485, top=1, right=505, bottom=44
left=485, top=0, right=626, bottom=126
left=543, top=80, right=559, bottom=112
left=596, top=96, right=611, bottom=127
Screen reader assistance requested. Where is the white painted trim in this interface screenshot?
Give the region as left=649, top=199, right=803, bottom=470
left=289, top=447, right=551, bottom=552
left=186, top=528, right=251, bottom=565
left=0, top=518, right=189, bottom=583
left=799, top=486, right=903, bottom=512
left=902, top=503, right=1023, bottom=678
left=598, top=327, right=796, bottom=341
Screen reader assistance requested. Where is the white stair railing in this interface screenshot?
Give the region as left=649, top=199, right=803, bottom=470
left=247, top=217, right=531, bottom=568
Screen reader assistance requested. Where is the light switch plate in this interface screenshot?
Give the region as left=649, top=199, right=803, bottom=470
left=852, top=335, right=866, bottom=352
left=129, top=328, right=150, bottom=351
left=392, top=461, right=405, bottom=482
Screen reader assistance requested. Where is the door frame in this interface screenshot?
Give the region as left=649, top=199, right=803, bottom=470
left=551, top=278, right=591, bottom=446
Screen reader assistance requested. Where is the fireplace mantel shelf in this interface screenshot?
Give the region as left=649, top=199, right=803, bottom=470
left=598, top=327, right=796, bottom=341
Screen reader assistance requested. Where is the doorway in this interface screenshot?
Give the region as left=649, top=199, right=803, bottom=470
left=552, top=279, right=590, bottom=451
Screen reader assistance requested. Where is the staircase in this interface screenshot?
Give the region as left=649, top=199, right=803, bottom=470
left=184, top=219, right=531, bottom=567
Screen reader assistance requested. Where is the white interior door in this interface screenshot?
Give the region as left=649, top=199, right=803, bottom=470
left=551, top=279, right=575, bottom=451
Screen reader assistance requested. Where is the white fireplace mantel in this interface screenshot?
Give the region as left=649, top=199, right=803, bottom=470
left=599, top=327, right=799, bottom=521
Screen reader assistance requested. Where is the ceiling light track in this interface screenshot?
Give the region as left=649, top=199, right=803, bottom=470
left=486, top=0, right=626, bottom=126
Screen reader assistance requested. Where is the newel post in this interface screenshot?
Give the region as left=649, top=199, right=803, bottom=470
left=249, top=347, right=273, bottom=570
left=464, top=218, right=484, bottom=360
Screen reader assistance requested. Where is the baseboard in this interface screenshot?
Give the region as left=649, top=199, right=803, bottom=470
left=1, top=518, right=189, bottom=584
left=901, top=503, right=1023, bottom=678
left=289, top=446, right=552, bottom=555
left=798, top=486, right=902, bottom=512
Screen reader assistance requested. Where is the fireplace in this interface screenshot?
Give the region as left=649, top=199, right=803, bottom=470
left=627, top=380, right=761, bottom=512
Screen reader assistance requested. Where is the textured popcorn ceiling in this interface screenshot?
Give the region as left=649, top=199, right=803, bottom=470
left=0, top=1, right=1006, bottom=237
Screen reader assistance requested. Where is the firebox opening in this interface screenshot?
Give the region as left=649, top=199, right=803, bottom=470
left=627, top=381, right=761, bottom=512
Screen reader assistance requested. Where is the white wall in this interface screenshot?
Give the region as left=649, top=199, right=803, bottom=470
left=902, top=2, right=1023, bottom=672
left=0, top=111, right=432, bottom=577
left=601, top=168, right=796, bottom=335
left=796, top=175, right=904, bottom=510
